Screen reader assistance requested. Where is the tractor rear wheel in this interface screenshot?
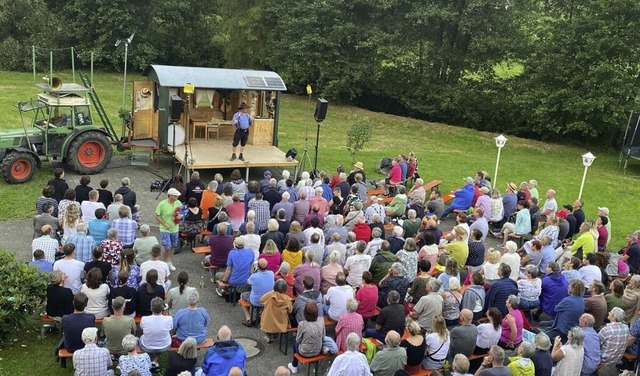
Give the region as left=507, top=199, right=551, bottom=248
left=1, top=151, right=37, bottom=184
left=67, top=132, right=113, bottom=174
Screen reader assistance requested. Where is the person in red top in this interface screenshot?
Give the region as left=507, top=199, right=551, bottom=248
left=597, top=216, right=608, bottom=251
left=330, top=165, right=344, bottom=188
left=355, top=271, right=378, bottom=321
left=373, top=158, right=402, bottom=195
left=352, top=217, right=372, bottom=242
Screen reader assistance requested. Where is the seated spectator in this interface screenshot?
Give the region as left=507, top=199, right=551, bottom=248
left=81, top=267, right=111, bottom=319
left=101, top=228, right=124, bottom=267
left=46, top=270, right=74, bottom=320
left=324, top=272, right=354, bottom=321
left=550, top=327, right=585, bottom=376
left=102, top=296, right=136, bottom=356
left=138, top=248, right=169, bottom=293
left=32, top=224, right=60, bottom=263
left=599, top=307, right=631, bottom=368
left=67, top=223, right=96, bottom=262
left=321, top=250, right=344, bottom=294
left=275, top=262, right=295, bottom=298
left=406, top=260, right=432, bottom=313
left=34, top=202, right=59, bottom=239
left=275, top=209, right=291, bottom=235
left=440, top=225, right=469, bottom=267
left=369, top=240, right=397, bottom=285
left=483, top=263, right=518, bottom=317
left=475, top=346, right=509, bottom=376
left=385, top=185, right=408, bottom=218
left=365, top=196, right=386, bottom=224
left=467, top=229, right=485, bottom=273
left=396, top=238, right=418, bottom=282
left=363, top=228, right=383, bottom=258
left=118, top=334, right=153, bottom=376
left=451, top=354, right=473, bottom=376
left=538, top=262, right=568, bottom=319
left=80, top=190, right=105, bottom=223
left=438, top=258, right=461, bottom=292
left=499, top=241, right=521, bottom=281
left=409, top=278, right=444, bottom=333
left=517, top=265, right=542, bottom=310
left=519, top=239, right=543, bottom=271
left=62, top=203, right=81, bottom=243
left=54, top=243, right=85, bottom=294
left=369, top=214, right=386, bottom=241
left=461, top=272, right=486, bottom=321
left=498, top=200, right=531, bottom=247
left=133, top=224, right=159, bottom=265
left=261, top=218, right=286, bottom=252
left=241, top=222, right=261, bottom=259
left=109, top=271, right=137, bottom=316
left=344, top=240, right=372, bottom=287
left=292, top=276, right=323, bottom=327
left=136, top=269, right=165, bottom=316
left=287, top=303, right=328, bottom=374
left=165, top=337, right=198, bottom=376
left=352, top=216, right=372, bottom=242
left=303, top=232, right=326, bottom=266
left=365, top=290, right=406, bottom=342
left=139, top=297, right=173, bottom=366
left=286, top=221, right=307, bottom=248
left=327, top=333, right=371, bottom=376
left=578, top=313, right=601, bottom=376
left=401, top=321, right=427, bottom=374
left=378, top=262, right=410, bottom=308
left=293, top=250, right=322, bottom=295
left=418, top=231, right=438, bottom=273
left=355, top=271, right=378, bottom=321
left=543, top=279, right=585, bottom=342
left=388, top=226, right=405, bottom=255
left=422, top=315, right=450, bottom=370
left=530, top=333, right=553, bottom=376
left=174, top=290, right=209, bottom=346
left=215, top=237, right=255, bottom=297
left=448, top=309, right=477, bottom=361
left=72, top=327, right=112, bottom=375
left=469, top=208, right=489, bottom=242
left=282, top=237, right=303, bottom=270
left=167, top=272, right=196, bottom=316
left=498, top=295, right=524, bottom=350
left=241, top=259, right=275, bottom=326
left=584, top=280, right=607, bottom=330
left=84, top=246, right=112, bottom=285
left=201, top=326, right=247, bottom=376
left=36, top=185, right=59, bottom=216
left=111, top=205, right=137, bottom=248
left=259, top=239, right=282, bottom=273
left=226, top=194, right=246, bottom=233
left=579, top=253, right=602, bottom=289
left=442, top=277, right=463, bottom=327
left=440, top=177, right=474, bottom=219
left=334, top=298, right=363, bottom=352
left=112, top=248, right=141, bottom=289
left=206, top=223, right=235, bottom=269
left=507, top=342, right=535, bottom=376
left=605, top=279, right=625, bottom=312
left=370, top=330, right=407, bottom=375
left=62, top=293, right=96, bottom=352
left=30, top=249, right=53, bottom=273
left=622, top=275, right=640, bottom=323
left=260, top=279, right=293, bottom=343
left=481, top=249, right=501, bottom=285
left=476, top=308, right=503, bottom=354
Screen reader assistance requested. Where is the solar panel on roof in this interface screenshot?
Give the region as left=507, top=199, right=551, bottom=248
left=245, top=76, right=267, bottom=87
left=264, top=77, right=286, bottom=89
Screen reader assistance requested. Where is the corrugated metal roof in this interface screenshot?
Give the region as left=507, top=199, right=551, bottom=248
left=143, top=65, right=287, bottom=91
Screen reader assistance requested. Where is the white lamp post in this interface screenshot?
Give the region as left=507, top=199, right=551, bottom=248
left=493, top=134, right=508, bottom=189
left=578, top=152, right=596, bottom=199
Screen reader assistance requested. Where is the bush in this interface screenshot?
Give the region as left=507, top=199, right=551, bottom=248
left=346, top=116, right=373, bottom=164
left=0, top=250, right=47, bottom=344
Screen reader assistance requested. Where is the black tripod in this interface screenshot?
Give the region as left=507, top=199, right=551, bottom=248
left=296, top=122, right=317, bottom=182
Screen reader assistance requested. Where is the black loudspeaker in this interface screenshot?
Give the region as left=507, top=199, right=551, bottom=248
left=314, top=98, right=328, bottom=122
left=170, top=95, right=183, bottom=121
left=285, top=148, right=298, bottom=161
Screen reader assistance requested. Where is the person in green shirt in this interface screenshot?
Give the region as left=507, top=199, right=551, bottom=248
left=441, top=225, right=469, bottom=268
left=154, top=188, right=183, bottom=272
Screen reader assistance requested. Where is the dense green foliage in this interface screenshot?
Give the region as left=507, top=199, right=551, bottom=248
left=1, top=0, right=639, bottom=144
left=0, top=250, right=47, bottom=344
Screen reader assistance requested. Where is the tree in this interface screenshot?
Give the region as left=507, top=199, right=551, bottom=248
left=346, top=116, right=373, bottom=165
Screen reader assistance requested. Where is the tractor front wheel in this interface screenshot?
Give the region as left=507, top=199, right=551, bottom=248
left=67, top=132, right=113, bottom=174
left=1, top=151, right=37, bottom=184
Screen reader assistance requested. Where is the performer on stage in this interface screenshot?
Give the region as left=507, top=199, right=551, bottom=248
left=230, top=103, right=254, bottom=161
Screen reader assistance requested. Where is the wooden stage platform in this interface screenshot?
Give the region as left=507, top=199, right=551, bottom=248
left=168, top=139, right=298, bottom=178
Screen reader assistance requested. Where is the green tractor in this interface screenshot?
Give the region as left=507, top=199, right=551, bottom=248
left=0, top=73, right=120, bottom=184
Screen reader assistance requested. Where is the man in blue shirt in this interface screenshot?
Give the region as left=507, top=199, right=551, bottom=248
left=217, top=237, right=255, bottom=296
left=579, top=313, right=601, bottom=376
left=543, top=279, right=585, bottom=342
left=230, top=103, right=253, bottom=161
left=240, top=258, right=274, bottom=325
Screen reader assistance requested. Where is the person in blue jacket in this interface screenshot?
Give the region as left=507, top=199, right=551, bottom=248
left=440, top=177, right=475, bottom=219
left=536, top=262, right=568, bottom=319
left=200, top=326, right=247, bottom=376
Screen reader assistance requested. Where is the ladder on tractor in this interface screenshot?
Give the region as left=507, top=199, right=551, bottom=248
left=80, top=73, right=152, bottom=166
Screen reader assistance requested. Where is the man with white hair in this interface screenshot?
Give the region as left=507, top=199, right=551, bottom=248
left=370, top=330, right=407, bottom=375
left=201, top=326, right=247, bottom=376
left=264, top=178, right=282, bottom=210
left=325, top=232, right=347, bottom=265
left=107, top=193, right=131, bottom=224
left=598, top=307, right=630, bottom=368
left=275, top=365, right=291, bottom=376
left=364, top=196, right=386, bottom=224
left=111, top=205, right=137, bottom=247
left=597, top=206, right=611, bottom=247
left=309, top=187, right=329, bottom=214
left=327, top=332, right=371, bottom=376
left=73, top=327, right=113, bottom=375
left=272, top=192, right=294, bottom=221
left=80, top=190, right=105, bottom=222
left=388, top=226, right=405, bottom=254
left=277, top=170, right=290, bottom=193
left=293, top=190, right=310, bottom=224
left=540, top=189, right=557, bottom=217
left=579, top=313, right=601, bottom=376
left=364, top=228, right=384, bottom=257
left=66, top=223, right=96, bottom=263
left=451, top=354, right=473, bottom=376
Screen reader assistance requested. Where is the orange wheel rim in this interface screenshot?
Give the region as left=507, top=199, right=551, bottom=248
left=78, top=141, right=105, bottom=167
left=11, top=160, right=31, bottom=180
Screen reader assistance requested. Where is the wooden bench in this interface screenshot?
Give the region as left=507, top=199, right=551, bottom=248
left=294, top=352, right=330, bottom=376
left=409, top=368, right=444, bottom=376
left=57, top=348, right=73, bottom=368
left=279, top=316, right=337, bottom=355
left=366, top=188, right=386, bottom=196
left=193, top=246, right=210, bottom=254
left=443, top=193, right=455, bottom=204
left=170, top=337, right=214, bottom=352
left=239, top=298, right=262, bottom=326
left=423, top=180, right=442, bottom=192
left=624, top=352, right=637, bottom=362
left=381, top=196, right=394, bottom=204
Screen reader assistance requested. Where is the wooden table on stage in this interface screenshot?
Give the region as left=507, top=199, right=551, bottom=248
left=190, top=118, right=209, bottom=139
